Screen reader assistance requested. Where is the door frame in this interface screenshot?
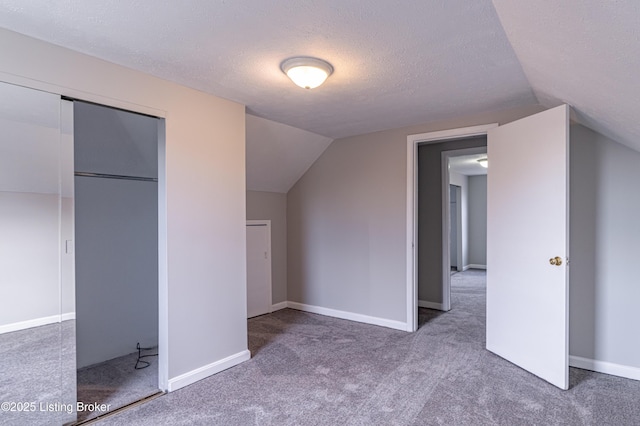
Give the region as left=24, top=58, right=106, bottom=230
left=246, top=220, right=272, bottom=316
left=406, top=124, right=497, bottom=332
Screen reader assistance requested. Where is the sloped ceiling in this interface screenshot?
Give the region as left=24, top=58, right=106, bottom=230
left=492, top=0, right=640, bottom=152
left=246, top=115, right=332, bottom=193
left=0, top=0, right=638, bottom=186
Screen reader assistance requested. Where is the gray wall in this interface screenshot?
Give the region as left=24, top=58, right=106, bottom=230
left=418, top=138, right=486, bottom=305
left=468, top=175, right=487, bottom=267
left=287, top=134, right=407, bottom=321
left=288, top=105, right=545, bottom=324
left=246, top=190, right=287, bottom=304
left=569, top=124, right=640, bottom=369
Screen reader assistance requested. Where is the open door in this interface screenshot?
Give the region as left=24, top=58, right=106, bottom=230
left=486, top=105, right=570, bottom=389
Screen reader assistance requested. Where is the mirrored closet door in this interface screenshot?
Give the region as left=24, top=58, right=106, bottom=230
left=0, top=82, right=76, bottom=426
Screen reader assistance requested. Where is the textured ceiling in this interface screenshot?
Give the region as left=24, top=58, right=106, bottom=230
left=0, top=0, right=638, bottom=189
left=0, top=0, right=535, bottom=139
left=492, top=0, right=640, bottom=152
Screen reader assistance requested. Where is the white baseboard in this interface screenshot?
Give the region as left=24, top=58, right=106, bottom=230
left=271, top=301, right=288, bottom=312
left=168, top=349, right=251, bottom=392
left=0, top=312, right=76, bottom=334
left=466, top=264, right=487, bottom=270
left=61, top=312, right=76, bottom=321
left=287, top=301, right=407, bottom=331
left=569, top=355, right=640, bottom=381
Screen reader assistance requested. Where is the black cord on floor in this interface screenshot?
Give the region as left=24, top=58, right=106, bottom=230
left=135, top=342, right=158, bottom=370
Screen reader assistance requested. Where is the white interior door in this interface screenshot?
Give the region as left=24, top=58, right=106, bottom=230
left=246, top=223, right=271, bottom=318
left=486, top=104, right=570, bottom=389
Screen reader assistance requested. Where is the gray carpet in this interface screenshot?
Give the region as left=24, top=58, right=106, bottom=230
left=0, top=321, right=76, bottom=426
left=91, top=269, right=640, bottom=425
left=77, top=349, right=159, bottom=422
left=0, top=320, right=158, bottom=425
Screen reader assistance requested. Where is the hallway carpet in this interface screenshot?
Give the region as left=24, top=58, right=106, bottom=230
left=97, top=270, right=640, bottom=425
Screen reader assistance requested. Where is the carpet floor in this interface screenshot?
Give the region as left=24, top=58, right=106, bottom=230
left=0, top=321, right=76, bottom=426
left=77, top=349, right=159, bottom=422
left=94, top=270, right=640, bottom=425
left=0, top=320, right=158, bottom=425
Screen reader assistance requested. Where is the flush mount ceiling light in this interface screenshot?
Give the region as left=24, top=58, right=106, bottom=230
left=281, top=57, right=334, bottom=89
left=477, top=158, right=488, bottom=168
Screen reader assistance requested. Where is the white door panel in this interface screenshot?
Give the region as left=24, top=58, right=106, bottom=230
left=486, top=104, right=570, bottom=389
left=246, top=224, right=271, bottom=318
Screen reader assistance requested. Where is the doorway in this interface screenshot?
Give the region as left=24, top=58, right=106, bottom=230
left=410, top=135, right=488, bottom=316
left=407, top=106, right=571, bottom=389
left=406, top=123, right=498, bottom=331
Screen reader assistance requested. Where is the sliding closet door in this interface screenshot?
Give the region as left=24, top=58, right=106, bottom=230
left=0, top=82, right=76, bottom=425
left=74, top=101, right=159, bottom=420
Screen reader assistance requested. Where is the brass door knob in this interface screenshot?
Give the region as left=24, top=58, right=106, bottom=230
left=549, top=256, right=563, bottom=266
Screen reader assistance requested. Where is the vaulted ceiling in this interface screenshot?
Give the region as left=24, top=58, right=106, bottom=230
left=246, top=115, right=332, bottom=192
left=1, top=1, right=637, bottom=192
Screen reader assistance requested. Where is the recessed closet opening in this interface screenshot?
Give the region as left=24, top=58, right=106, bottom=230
left=73, top=100, right=163, bottom=422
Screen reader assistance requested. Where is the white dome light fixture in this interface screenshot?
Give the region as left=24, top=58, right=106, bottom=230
left=477, top=158, right=488, bottom=168
left=281, top=57, right=334, bottom=89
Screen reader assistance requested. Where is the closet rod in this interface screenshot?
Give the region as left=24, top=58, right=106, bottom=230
left=75, top=172, right=158, bottom=182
